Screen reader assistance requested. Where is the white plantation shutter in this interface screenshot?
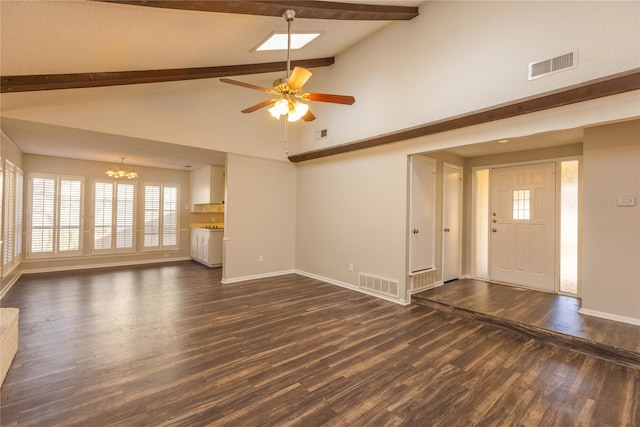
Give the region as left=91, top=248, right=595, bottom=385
left=144, top=184, right=178, bottom=250
left=58, top=180, right=82, bottom=252
left=144, top=185, right=160, bottom=248
left=163, top=186, right=177, bottom=246
left=14, top=169, right=23, bottom=260
left=3, top=162, right=15, bottom=266
left=28, top=174, right=83, bottom=258
left=30, top=176, right=55, bottom=254
left=94, top=182, right=113, bottom=250
left=116, top=183, right=135, bottom=249
left=93, top=182, right=135, bottom=252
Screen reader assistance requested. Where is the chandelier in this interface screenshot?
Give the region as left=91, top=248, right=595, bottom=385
left=106, top=157, right=138, bottom=179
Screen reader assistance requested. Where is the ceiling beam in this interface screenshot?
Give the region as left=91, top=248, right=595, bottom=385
left=94, top=1, right=419, bottom=20
left=288, top=68, right=640, bottom=163
left=0, top=57, right=334, bottom=93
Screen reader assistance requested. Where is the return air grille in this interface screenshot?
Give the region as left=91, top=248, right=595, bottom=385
left=359, top=273, right=399, bottom=298
left=528, top=51, right=577, bottom=80
left=410, top=269, right=436, bottom=291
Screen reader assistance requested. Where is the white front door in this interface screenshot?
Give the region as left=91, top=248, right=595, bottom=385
left=490, top=163, right=556, bottom=291
left=442, top=164, right=462, bottom=282
left=409, top=156, right=436, bottom=273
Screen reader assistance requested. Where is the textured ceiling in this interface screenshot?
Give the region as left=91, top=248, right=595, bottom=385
left=0, top=0, right=422, bottom=76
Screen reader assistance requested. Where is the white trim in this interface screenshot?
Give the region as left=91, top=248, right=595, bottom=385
left=578, top=308, right=640, bottom=326
left=296, top=270, right=409, bottom=305
left=0, top=271, right=22, bottom=300
left=20, top=256, right=191, bottom=275
left=221, top=269, right=295, bottom=284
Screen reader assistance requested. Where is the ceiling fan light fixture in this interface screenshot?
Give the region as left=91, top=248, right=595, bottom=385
left=268, top=98, right=290, bottom=119
left=287, top=101, right=309, bottom=122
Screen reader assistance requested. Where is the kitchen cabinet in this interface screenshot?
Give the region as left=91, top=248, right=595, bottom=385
left=190, top=228, right=223, bottom=267
left=191, top=165, right=225, bottom=206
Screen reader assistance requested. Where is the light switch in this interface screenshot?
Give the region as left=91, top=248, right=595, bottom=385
left=617, top=197, right=636, bottom=207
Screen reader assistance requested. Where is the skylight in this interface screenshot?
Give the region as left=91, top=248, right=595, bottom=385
left=255, top=32, right=321, bottom=51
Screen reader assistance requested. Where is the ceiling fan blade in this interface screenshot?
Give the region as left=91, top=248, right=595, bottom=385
left=241, top=98, right=279, bottom=113
left=301, top=110, right=316, bottom=122
left=303, top=92, right=355, bottom=105
left=287, top=67, right=313, bottom=91
left=220, top=78, right=275, bottom=93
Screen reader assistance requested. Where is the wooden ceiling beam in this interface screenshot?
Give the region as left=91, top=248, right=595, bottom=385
left=288, top=68, right=640, bottom=163
left=95, top=1, right=419, bottom=20
left=0, top=57, right=334, bottom=93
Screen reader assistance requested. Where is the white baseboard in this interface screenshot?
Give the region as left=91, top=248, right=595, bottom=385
left=222, top=269, right=295, bottom=284
left=21, top=257, right=192, bottom=275
left=578, top=308, right=640, bottom=326
left=0, top=272, right=22, bottom=300
left=295, top=270, right=409, bottom=305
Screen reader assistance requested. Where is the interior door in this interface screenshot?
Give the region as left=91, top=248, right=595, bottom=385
left=490, top=162, right=556, bottom=291
left=442, top=164, right=462, bottom=282
left=409, top=156, right=435, bottom=273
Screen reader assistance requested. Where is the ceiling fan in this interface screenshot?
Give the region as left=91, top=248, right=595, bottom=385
left=219, top=9, right=355, bottom=123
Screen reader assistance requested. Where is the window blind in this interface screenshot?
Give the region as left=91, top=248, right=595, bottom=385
left=94, top=182, right=113, bottom=250
left=116, top=183, right=134, bottom=249
left=58, top=180, right=82, bottom=252
left=163, top=186, right=177, bottom=246
left=29, top=174, right=83, bottom=257
left=3, top=163, right=15, bottom=266
left=144, top=185, right=160, bottom=248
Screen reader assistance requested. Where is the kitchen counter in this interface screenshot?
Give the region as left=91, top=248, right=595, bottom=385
left=190, top=222, right=224, bottom=230
left=190, top=227, right=223, bottom=267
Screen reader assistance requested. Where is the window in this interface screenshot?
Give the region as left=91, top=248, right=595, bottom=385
left=3, top=162, right=23, bottom=271
left=474, top=168, right=490, bottom=279
left=3, top=162, right=15, bottom=266
left=560, top=160, right=580, bottom=294
left=28, top=173, right=84, bottom=258
left=143, top=184, right=179, bottom=250
left=512, top=189, right=531, bottom=220
left=93, top=181, right=136, bottom=252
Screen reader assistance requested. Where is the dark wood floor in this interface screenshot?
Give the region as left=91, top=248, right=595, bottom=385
left=1, top=262, right=639, bottom=426
left=412, top=279, right=640, bottom=369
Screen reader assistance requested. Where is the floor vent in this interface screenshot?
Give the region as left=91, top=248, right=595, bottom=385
left=528, top=51, right=577, bottom=80
left=359, top=273, right=399, bottom=298
left=410, top=269, right=436, bottom=292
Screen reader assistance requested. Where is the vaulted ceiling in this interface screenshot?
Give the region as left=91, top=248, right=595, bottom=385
left=0, top=0, right=422, bottom=168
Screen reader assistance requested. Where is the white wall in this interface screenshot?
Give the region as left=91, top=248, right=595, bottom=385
left=297, top=1, right=640, bottom=153
left=223, top=154, right=296, bottom=282
left=581, top=120, right=640, bottom=323
left=296, top=143, right=408, bottom=299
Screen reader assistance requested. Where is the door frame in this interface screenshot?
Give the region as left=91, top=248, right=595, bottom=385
left=471, top=156, right=582, bottom=296
left=442, top=163, right=463, bottom=283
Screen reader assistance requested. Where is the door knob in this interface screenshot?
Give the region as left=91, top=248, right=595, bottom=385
left=444, top=228, right=450, bottom=232
left=492, top=228, right=497, bottom=232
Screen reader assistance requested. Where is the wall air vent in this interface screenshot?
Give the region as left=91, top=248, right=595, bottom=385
left=359, top=273, right=399, bottom=298
left=528, top=51, right=577, bottom=80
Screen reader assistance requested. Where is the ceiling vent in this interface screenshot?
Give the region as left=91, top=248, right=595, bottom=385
left=528, top=51, right=577, bottom=80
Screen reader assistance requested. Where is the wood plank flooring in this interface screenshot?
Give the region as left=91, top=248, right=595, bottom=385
left=412, top=279, right=640, bottom=369
left=1, top=262, right=639, bottom=426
